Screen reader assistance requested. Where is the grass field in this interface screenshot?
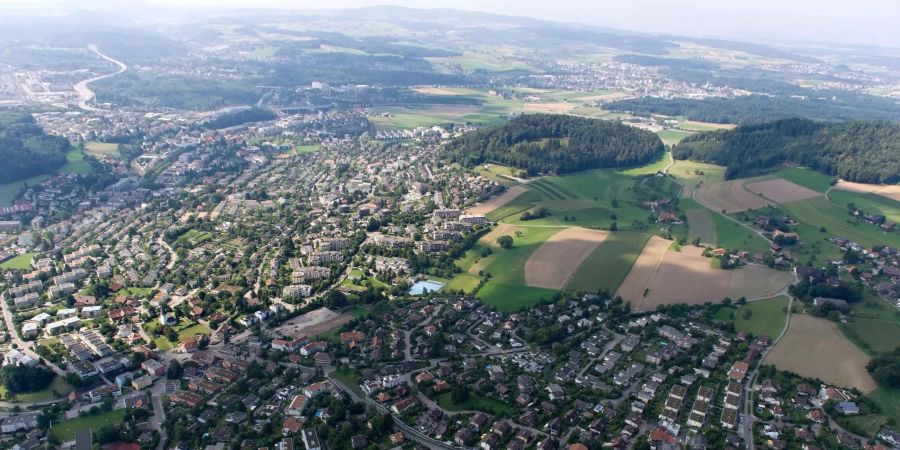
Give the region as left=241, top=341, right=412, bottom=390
left=618, top=151, right=672, bottom=176
left=177, top=323, right=212, bottom=340
left=61, top=148, right=92, bottom=175
left=0, top=252, right=37, bottom=270
left=475, top=226, right=563, bottom=311
left=427, top=52, right=543, bottom=73
left=766, top=167, right=834, bottom=193
left=840, top=294, right=900, bottom=356
left=783, top=196, right=900, bottom=249
left=869, top=388, right=900, bottom=431
left=684, top=206, right=716, bottom=245
left=566, top=231, right=650, bottom=293
left=153, top=336, right=173, bottom=350
left=331, top=367, right=364, bottom=398
left=668, top=159, right=726, bottom=197
left=484, top=190, right=541, bottom=222
left=676, top=120, right=736, bottom=132
left=443, top=273, right=481, bottom=293
left=0, top=173, right=51, bottom=206
left=435, top=391, right=516, bottom=416
left=765, top=314, right=877, bottom=392
left=295, top=144, right=321, bottom=154
left=52, top=410, right=126, bottom=442
left=0, top=376, right=73, bottom=403
left=828, top=189, right=900, bottom=224
left=84, top=141, right=120, bottom=158
left=711, top=212, right=771, bottom=253
left=734, top=296, right=789, bottom=338
left=656, top=129, right=693, bottom=146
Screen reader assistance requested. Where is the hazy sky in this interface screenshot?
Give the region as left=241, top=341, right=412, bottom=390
left=4, top=0, right=900, bottom=48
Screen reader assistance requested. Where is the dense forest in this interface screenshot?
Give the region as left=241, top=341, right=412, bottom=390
left=606, top=92, right=900, bottom=125
left=204, top=107, right=277, bottom=129
left=673, top=118, right=900, bottom=183
left=443, top=114, right=663, bottom=175
left=0, top=111, right=71, bottom=183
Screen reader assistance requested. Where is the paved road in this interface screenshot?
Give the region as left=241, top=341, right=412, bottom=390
left=74, top=44, right=127, bottom=111
left=0, top=294, right=66, bottom=377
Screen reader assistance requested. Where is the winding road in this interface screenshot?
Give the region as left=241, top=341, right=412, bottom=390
left=74, top=44, right=127, bottom=112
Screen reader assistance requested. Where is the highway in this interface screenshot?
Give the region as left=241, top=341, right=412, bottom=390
left=74, top=44, right=127, bottom=112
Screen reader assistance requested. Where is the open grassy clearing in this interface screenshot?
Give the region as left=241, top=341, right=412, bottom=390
left=427, top=52, right=543, bottom=73
left=61, top=148, right=92, bottom=175
left=668, top=159, right=726, bottom=197
left=473, top=164, right=523, bottom=186
left=765, top=314, right=877, bottom=392
left=617, top=151, right=672, bottom=176
left=0, top=252, right=37, bottom=270
left=442, top=273, right=481, bottom=293
left=177, top=323, right=212, bottom=340
left=566, top=231, right=650, bottom=293
left=733, top=295, right=789, bottom=338
left=52, top=409, right=126, bottom=442
left=330, top=367, right=364, bottom=398
left=295, top=144, right=321, bottom=154
left=655, top=129, right=693, bottom=146
left=84, top=141, right=120, bottom=158
left=676, top=120, right=736, bottom=131
left=869, top=388, right=900, bottom=432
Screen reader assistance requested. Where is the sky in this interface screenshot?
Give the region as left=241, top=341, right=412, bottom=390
left=3, top=0, right=900, bottom=48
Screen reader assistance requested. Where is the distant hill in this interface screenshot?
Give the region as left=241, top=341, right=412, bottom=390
left=443, top=114, right=663, bottom=175
left=0, top=111, right=70, bottom=183
left=672, top=118, right=900, bottom=184
left=204, top=107, right=277, bottom=129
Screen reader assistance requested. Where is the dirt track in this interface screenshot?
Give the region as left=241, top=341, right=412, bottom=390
left=745, top=179, right=821, bottom=204
left=524, top=228, right=609, bottom=289
left=765, top=314, right=877, bottom=392
left=466, top=186, right=527, bottom=215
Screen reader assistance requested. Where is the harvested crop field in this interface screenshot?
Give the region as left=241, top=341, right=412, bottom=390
left=834, top=180, right=900, bottom=202
left=618, top=239, right=792, bottom=310
left=766, top=314, right=877, bottom=392
left=745, top=179, right=821, bottom=204
left=524, top=227, right=609, bottom=289
left=466, top=185, right=527, bottom=215
left=413, top=86, right=463, bottom=95
left=696, top=180, right=770, bottom=213
left=615, top=236, right=670, bottom=304
left=685, top=208, right=716, bottom=245
left=523, top=102, right=575, bottom=113
left=270, top=307, right=351, bottom=339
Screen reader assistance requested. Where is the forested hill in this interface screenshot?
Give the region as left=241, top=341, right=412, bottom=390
left=443, top=114, right=664, bottom=175
left=0, top=111, right=71, bottom=183
left=672, top=118, right=900, bottom=184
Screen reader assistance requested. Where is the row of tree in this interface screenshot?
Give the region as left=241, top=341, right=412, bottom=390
left=443, top=114, right=664, bottom=175
left=673, top=118, right=900, bottom=183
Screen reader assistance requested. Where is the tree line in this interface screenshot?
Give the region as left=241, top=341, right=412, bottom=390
left=672, top=118, right=900, bottom=183
left=443, top=114, right=664, bottom=175
left=0, top=110, right=71, bottom=183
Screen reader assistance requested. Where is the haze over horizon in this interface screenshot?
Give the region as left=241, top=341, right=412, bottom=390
left=1, top=0, right=899, bottom=49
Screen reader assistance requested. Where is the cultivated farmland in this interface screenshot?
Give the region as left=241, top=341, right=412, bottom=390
left=745, top=178, right=822, bottom=204
left=466, top=185, right=527, bottom=215
left=524, top=227, right=609, bottom=289
left=766, top=314, right=878, bottom=393
left=834, top=180, right=900, bottom=203
left=696, top=179, right=770, bottom=213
